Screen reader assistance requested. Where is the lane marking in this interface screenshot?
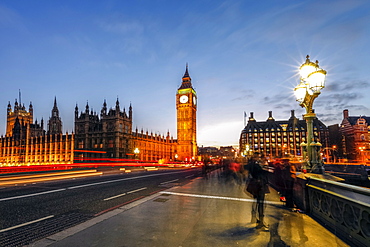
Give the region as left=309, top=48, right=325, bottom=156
left=160, top=179, right=179, bottom=185
left=0, top=170, right=192, bottom=202
left=185, top=175, right=194, bottom=178
left=126, top=187, right=147, bottom=194
left=104, top=193, right=126, bottom=201
left=160, top=191, right=282, bottom=205
left=0, top=188, right=66, bottom=202
left=103, top=187, right=147, bottom=201
left=95, top=196, right=145, bottom=216
left=0, top=215, right=54, bottom=233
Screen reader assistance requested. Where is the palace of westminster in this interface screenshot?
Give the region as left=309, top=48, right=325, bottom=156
left=0, top=66, right=197, bottom=166
left=0, top=66, right=369, bottom=166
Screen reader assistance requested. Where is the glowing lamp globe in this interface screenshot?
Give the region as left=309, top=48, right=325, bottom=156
left=307, top=69, right=326, bottom=93
left=294, top=82, right=307, bottom=103
left=299, top=62, right=317, bottom=80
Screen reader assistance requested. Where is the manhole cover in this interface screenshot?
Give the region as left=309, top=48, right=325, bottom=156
left=153, top=198, right=169, bottom=203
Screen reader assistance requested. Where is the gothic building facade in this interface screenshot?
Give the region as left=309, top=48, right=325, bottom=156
left=0, top=98, right=74, bottom=166
left=240, top=110, right=329, bottom=159
left=48, top=97, right=63, bottom=135
left=74, top=66, right=197, bottom=163
left=74, top=99, right=134, bottom=161
left=1, top=66, right=198, bottom=166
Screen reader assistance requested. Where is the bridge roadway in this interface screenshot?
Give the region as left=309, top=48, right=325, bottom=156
left=0, top=167, right=200, bottom=246
left=26, top=170, right=349, bottom=247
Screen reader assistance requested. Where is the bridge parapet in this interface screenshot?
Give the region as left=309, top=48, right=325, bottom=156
left=295, top=175, right=370, bottom=247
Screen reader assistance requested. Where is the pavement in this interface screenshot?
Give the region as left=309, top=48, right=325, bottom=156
left=29, top=170, right=349, bottom=247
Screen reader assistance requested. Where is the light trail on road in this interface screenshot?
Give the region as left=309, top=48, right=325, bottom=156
left=0, top=170, right=101, bottom=186
left=0, top=170, right=191, bottom=202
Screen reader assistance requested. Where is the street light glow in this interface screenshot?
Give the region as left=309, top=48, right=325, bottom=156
left=294, top=55, right=327, bottom=173
left=294, top=82, right=307, bottom=104
left=299, top=62, right=318, bottom=79
left=307, top=69, right=327, bottom=92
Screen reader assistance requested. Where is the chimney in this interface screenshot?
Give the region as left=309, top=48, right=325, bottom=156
left=267, top=111, right=274, bottom=121
left=343, top=109, right=349, bottom=119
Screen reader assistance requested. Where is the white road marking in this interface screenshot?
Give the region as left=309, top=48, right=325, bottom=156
left=126, top=187, right=147, bottom=194
left=103, top=193, right=126, bottom=201
left=104, top=187, right=147, bottom=201
left=0, top=188, right=66, bottom=202
left=160, top=191, right=282, bottom=205
left=160, top=179, right=179, bottom=185
left=0, top=171, right=190, bottom=202
left=0, top=215, right=54, bottom=233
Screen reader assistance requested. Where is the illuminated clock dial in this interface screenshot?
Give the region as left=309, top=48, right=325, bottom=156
left=179, top=95, right=189, bottom=103
left=193, top=96, right=197, bottom=105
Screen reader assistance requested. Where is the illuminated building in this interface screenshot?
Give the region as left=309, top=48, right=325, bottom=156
left=48, top=97, right=63, bottom=135
left=74, top=99, right=133, bottom=161
left=340, top=109, right=369, bottom=162
left=132, top=129, right=176, bottom=162
left=176, top=65, right=197, bottom=161
left=1, top=66, right=197, bottom=165
left=6, top=100, right=44, bottom=137
left=240, top=110, right=328, bottom=159
left=75, top=65, right=197, bottom=162
left=0, top=98, right=74, bottom=166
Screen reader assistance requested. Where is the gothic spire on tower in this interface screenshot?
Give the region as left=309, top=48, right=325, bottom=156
left=179, top=63, right=193, bottom=89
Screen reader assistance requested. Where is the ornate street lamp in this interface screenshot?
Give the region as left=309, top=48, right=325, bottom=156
left=134, top=147, right=140, bottom=160
left=294, top=55, right=327, bottom=173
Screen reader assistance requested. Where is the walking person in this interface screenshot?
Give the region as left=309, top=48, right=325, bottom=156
left=282, top=158, right=296, bottom=208
left=246, top=152, right=269, bottom=229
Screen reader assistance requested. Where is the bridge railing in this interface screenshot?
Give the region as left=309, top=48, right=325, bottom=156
left=295, top=174, right=370, bottom=247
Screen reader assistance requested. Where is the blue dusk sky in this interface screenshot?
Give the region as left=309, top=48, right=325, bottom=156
left=1, top=0, right=370, bottom=147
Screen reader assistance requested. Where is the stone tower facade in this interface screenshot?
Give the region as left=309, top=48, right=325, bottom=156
left=176, top=65, right=197, bottom=161
left=74, top=99, right=133, bottom=160
left=6, top=100, right=33, bottom=137
left=48, top=97, right=63, bottom=135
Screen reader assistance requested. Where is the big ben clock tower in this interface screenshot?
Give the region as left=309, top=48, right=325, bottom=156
left=176, top=64, right=197, bottom=161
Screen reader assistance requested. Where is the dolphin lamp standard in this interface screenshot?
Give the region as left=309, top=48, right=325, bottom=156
left=294, top=55, right=327, bottom=173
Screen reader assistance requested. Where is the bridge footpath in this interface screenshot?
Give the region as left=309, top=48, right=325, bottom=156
left=31, top=171, right=349, bottom=247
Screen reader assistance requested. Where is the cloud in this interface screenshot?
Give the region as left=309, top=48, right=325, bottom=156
left=231, top=89, right=254, bottom=101
left=198, top=121, right=242, bottom=147
left=342, top=80, right=370, bottom=91
left=274, top=104, right=291, bottom=109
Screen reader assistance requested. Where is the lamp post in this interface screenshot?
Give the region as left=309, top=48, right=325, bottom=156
left=134, top=147, right=140, bottom=160
left=294, top=55, right=327, bottom=174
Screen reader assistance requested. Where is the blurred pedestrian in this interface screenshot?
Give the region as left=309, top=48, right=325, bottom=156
left=282, top=158, right=296, bottom=208
left=273, top=160, right=285, bottom=202
left=229, top=161, right=242, bottom=185
left=246, top=152, right=269, bottom=229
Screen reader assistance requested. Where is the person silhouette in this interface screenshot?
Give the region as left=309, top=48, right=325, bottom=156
left=246, top=152, right=269, bottom=229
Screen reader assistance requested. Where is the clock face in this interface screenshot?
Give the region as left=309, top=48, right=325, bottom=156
left=179, top=95, right=189, bottom=103
left=193, top=96, right=197, bottom=105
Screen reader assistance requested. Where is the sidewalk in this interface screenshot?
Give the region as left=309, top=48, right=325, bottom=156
left=30, top=171, right=349, bottom=247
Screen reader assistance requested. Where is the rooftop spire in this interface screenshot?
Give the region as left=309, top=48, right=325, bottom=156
left=179, top=63, right=193, bottom=90
left=182, top=63, right=191, bottom=81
